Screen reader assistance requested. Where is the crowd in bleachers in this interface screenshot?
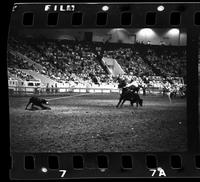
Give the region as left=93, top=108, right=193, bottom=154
left=103, top=48, right=155, bottom=77
left=101, top=42, right=186, bottom=78
left=145, top=46, right=186, bottom=77
left=8, top=67, right=36, bottom=81
left=7, top=36, right=186, bottom=89
left=8, top=38, right=108, bottom=86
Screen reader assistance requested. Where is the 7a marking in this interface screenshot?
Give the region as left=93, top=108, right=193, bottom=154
left=149, top=167, right=166, bottom=177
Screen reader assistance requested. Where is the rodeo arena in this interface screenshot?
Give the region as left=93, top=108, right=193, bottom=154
left=9, top=28, right=187, bottom=152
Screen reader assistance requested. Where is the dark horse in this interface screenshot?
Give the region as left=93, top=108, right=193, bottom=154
left=116, top=87, right=143, bottom=108
left=126, top=85, right=141, bottom=94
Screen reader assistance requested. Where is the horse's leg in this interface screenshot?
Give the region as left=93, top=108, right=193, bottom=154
left=120, top=99, right=126, bottom=107
left=116, top=98, right=122, bottom=108
left=25, top=101, right=31, bottom=110
left=130, top=101, right=133, bottom=106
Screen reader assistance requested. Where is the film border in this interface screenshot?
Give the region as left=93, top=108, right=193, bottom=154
left=8, top=1, right=200, bottom=179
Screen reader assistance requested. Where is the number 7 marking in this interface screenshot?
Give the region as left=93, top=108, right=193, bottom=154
left=149, top=169, right=157, bottom=176
left=59, top=170, right=67, bottom=178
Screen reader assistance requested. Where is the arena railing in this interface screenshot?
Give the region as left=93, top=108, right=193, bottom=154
left=8, top=86, right=165, bottom=97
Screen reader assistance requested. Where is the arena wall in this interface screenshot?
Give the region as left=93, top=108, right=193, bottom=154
left=18, top=28, right=187, bottom=46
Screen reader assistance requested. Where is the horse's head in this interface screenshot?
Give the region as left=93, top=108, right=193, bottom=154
left=128, top=85, right=140, bottom=93
left=122, top=87, right=129, bottom=93
left=118, top=81, right=126, bottom=89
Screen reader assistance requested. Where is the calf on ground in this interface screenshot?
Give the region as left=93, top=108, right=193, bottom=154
left=116, top=90, right=143, bottom=108
left=25, top=96, right=51, bottom=110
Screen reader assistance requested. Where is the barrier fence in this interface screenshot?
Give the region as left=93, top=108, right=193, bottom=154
left=8, top=86, right=164, bottom=96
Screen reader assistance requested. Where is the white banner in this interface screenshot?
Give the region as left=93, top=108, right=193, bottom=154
left=102, top=57, right=125, bottom=77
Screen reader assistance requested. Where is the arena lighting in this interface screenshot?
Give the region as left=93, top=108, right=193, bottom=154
left=111, top=28, right=127, bottom=32
left=157, top=5, right=165, bottom=12
left=168, top=28, right=180, bottom=35
left=139, top=28, right=154, bottom=37
left=41, top=167, right=48, bottom=173
left=102, top=5, right=109, bottom=11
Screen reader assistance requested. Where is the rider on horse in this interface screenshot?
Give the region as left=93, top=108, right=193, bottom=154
left=118, top=76, right=142, bottom=94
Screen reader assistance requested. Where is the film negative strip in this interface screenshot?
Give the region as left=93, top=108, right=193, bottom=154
left=8, top=1, right=200, bottom=179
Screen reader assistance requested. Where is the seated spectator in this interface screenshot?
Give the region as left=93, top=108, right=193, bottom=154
left=7, top=37, right=186, bottom=88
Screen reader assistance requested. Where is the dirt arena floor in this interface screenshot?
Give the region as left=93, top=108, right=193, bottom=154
left=9, top=93, right=187, bottom=152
